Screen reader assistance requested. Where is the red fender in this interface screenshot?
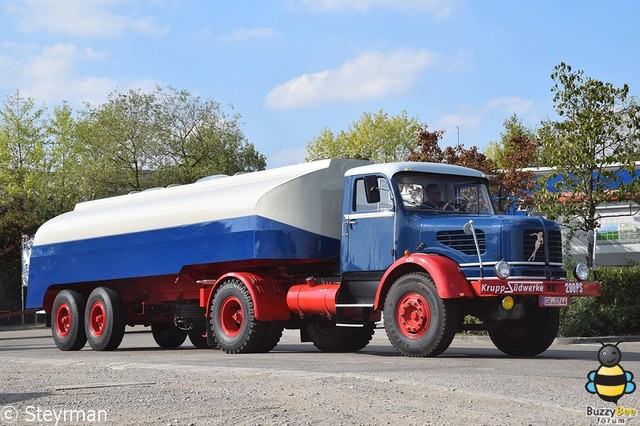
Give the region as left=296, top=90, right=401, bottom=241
left=205, top=272, right=291, bottom=321
left=373, top=253, right=474, bottom=310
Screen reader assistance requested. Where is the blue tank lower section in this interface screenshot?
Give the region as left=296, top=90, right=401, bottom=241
left=26, top=215, right=339, bottom=308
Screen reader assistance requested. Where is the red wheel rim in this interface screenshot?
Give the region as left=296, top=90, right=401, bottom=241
left=396, top=292, right=431, bottom=339
left=55, top=303, right=71, bottom=338
left=89, top=301, right=106, bottom=337
left=220, top=296, right=243, bottom=338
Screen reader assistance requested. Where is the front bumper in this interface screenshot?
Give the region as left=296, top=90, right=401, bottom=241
left=470, top=279, right=601, bottom=306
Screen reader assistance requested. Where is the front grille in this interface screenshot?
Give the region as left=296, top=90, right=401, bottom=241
left=523, top=229, right=562, bottom=263
left=547, top=231, right=563, bottom=262
left=437, top=230, right=486, bottom=255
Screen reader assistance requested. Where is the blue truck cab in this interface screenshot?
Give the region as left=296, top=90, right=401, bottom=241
left=336, top=162, right=600, bottom=356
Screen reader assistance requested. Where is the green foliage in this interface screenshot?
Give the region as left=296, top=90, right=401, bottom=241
left=559, top=265, right=640, bottom=337
left=0, top=91, right=48, bottom=199
left=0, top=92, right=50, bottom=311
left=535, top=63, right=640, bottom=265
left=78, top=88, right=159, bottom=196
left=78, top=86, right=266, bottom=197
left=306, top=109, right=421, bottom=162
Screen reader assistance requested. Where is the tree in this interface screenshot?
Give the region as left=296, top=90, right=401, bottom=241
left=78, top=88, right=160, bottom=197
left=306, top=110, right=421, bottom=162
left=485, top=114, right=541, bottom=212
left=408, top=126, right=496, bottom=173
left=535, top=63, right=640, bottom=266
left=0, top=92, right=49, bottom=311
left=406, top=126, right=446, bottom=163
left=79, top=87, right=266, bottom=195
left=153, top=86, right=265, bottom=185
left=46, top=102, right=88, bottom=215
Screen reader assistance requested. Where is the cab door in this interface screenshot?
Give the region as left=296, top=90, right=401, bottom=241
left=341, top=175, right=396, bottom=273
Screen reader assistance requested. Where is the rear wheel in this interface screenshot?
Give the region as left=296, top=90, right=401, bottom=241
left=488, top=304, right=560, bottom=356
left=52, top=290, right=87, bottom=351
left=187, top=330, right=209, bottom=349
left=307, top=317, right=374, bottom=352
left=210, top=279, right=270, bottom=353
left=384, top=272, right=458, bottom=357
left=152, top=323, right=188, bottom=348
left=85, top=287, right=126, bottom=351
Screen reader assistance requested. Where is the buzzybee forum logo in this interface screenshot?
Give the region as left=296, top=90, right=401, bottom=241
left=585, top=342, right=638, bottom=423
left=586, top=342, right=635, bottom=403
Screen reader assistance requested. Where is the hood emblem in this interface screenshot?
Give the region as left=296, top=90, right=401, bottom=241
left=528, top=231, right=544, bottom=261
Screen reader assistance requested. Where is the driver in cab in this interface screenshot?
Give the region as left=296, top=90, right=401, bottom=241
left=424, top=184, right=447, bottom=210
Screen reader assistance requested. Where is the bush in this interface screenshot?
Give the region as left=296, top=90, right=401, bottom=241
left=559, top=265, right=640, bottom=337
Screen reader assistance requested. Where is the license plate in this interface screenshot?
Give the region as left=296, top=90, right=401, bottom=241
left=539, top=296, right=569, bottom=307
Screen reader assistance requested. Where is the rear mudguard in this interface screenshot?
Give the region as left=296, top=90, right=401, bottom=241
left=204, top=272, right=291, bottom=321
left=373, top=253, right=474, bottom=310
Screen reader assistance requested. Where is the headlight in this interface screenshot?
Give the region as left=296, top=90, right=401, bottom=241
left=573, top=263, right=590, bottom=281
left=495, top=260, right=511, bottom=279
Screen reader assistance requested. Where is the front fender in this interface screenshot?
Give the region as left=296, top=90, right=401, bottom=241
left=373, top=253, right=474, bottom=310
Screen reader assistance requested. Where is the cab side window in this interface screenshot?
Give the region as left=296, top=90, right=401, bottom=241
left=354, top=177, right=393, bottom=212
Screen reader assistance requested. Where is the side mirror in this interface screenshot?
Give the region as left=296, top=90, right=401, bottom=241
left=364, top=175, right=380, bottom=204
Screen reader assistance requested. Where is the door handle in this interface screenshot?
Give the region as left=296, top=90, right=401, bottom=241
left=342, top=219, right=358, bottom=236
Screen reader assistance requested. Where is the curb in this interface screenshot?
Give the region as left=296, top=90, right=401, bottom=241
left=554, top=335, right=640, bottom=345
left=447, top=333, right=640, bottom=346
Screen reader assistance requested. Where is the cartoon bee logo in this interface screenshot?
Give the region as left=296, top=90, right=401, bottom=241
left=586, top=342, right=636, bottom=403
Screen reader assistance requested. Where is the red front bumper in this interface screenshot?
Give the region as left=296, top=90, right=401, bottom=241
left=470, top=279, right=601, bottom=297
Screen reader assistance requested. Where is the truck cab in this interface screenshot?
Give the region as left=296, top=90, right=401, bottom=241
left=337, top=162, right=599, bottom=356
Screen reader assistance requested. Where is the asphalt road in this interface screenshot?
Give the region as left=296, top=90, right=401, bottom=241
left=1, top=326, right=639, bottom=425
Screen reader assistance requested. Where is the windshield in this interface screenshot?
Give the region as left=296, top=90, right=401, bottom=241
left=395, top=172, right=495, bottom=214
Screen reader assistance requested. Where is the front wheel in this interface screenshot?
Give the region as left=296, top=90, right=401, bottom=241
left=52, top=290, right=87, bottom=351
left=384, top=272, right=458, bottom=357
left=488, top=304, right=559, bottom=356
left=85, top=287, right=126, bottom=351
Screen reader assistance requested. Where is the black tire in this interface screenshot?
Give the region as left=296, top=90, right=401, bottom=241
left=254, top=322, right=284, bottom=352
left=307, top=318, right=375, bottom=352
left=52, top=290, right=87, bottom=351
left=152, top=323, right=188, bottom=348
left=210, top=279, right=269, bottom=354
left=84, top=287, right=126, bottom=351
left=384, top=272, right=458, bottom=357
left=488, top=304, right=560, bottom=356
left=187, top=330, right=209, bottom=349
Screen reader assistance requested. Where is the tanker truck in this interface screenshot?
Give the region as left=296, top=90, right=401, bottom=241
left=26, top=159, right=600, bottom=357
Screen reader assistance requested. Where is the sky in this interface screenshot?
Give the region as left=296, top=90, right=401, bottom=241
left=0, top=0, right=639, bottom=168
